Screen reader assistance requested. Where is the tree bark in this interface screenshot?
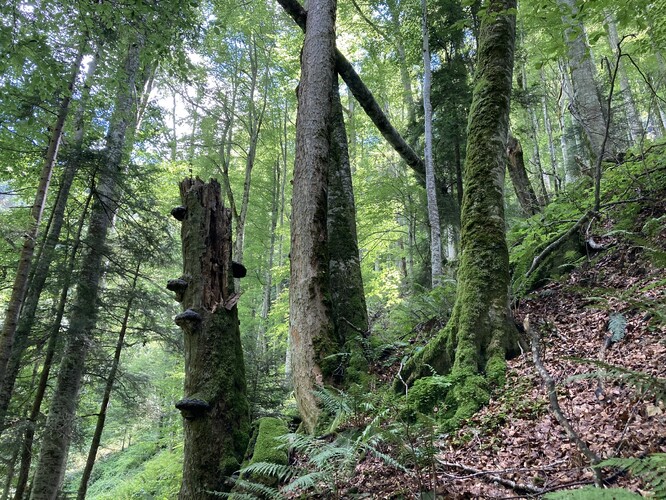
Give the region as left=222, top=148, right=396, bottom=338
left=329, top=79, right=369, bottom=385
left=276, top=0, right=425, bottom=180
left=540, top=70, right=561, bottom=192
left=76, top=262, right=140, bottom=500
left=29, top=36, right=143, bottom=500
left=172, top=178, right=249, bottom=499
left=13, top=189, right=93, bottom=500
left=0, top=43, right=85, bottom=394
left=559, top=0, right=609, bottom=161
left=397, top=0, right=520, bottom=428
left=289, top=0, right=338, bottom=434
left=507, top=134, right=541, bottom=216
left=0, top=47, right=99, bottom=434
left=421, top=0, right=443, bottom=286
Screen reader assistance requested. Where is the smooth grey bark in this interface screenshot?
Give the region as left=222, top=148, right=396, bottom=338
left=421, top=0, right=443, bottom=286
left=76, top=262, right=140, bottom=500
left=29, top=37, right=143, bottom=500
left=507, top=134, right=541, bottom=216
left=173, top=178, right=249, bottom=499
left=13, top=189, right=93, bottom=500
left=520, top=64, right=549, bottom=203
left=0, top=48, right=99, bottom=434
left=329, top=79, right=369, bottom=385
left=288, top=0, right=337, bottom=433
left=0, top=43, right=85, bottom=395
left=559, top=0, right=609, bottom=160
left=399, top=0, right=520, bottom=427
left=606, top=13, right=644, bottom=143
left=540, top=70, right=561, bottom=192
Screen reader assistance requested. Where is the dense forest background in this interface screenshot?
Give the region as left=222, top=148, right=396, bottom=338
left=0, top=0, right=665, bottom=498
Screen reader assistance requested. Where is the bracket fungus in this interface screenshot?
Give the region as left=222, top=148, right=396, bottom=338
left=171, top=206, right=187, bottom=221
left=175, top=398, right=211, bottom=420
left=175, top=308, right=202, bottom=332
left=166, top=278, right=188, bottom=302
left=231, top=261, right=247, bottom=278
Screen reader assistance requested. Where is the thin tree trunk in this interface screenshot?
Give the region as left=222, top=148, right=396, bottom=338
left=0, top=48, right=99, bottom=434
left=29, top=36, right=143, bottom=500
left=386, top=0, right=416, bottom=125
left=14, top=188, right=93, bottom=500
left=606, top=12, right=644, bottom=143
left=172, top=179, right=249, bottom=498
left=288, top=0, right=337, bottom=433
left=421, top=0, right=443, bottom=286
left=521, top=64, right=550, bottom=203
left=0, top=43, right=85, bottom=392
left=76, top=262, right=141, bottom=500
left=540, top=70, right=560, bottom=192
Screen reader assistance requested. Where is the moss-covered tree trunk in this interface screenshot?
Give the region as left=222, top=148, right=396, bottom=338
left=507, top=134, right=541, bottom=216
left=328, top=79, right=369, bottom=385
left=289, top=0, right=338, bottom=434
left=171, top=178, right=249, bottom=499
left=397, top=0, right=520, bottom=428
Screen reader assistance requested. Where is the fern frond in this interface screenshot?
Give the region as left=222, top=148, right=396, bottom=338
left=362, top=443, right=409, bottom=473
left=282, top=471, right=327, bottom=493
left=597, top=454, right=666, bottom=498
left=225, top=477, right=284, bottom=499
left=240, top=462, right=295, bottom=482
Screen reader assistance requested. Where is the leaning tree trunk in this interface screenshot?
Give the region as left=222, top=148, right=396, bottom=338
left=0, top=43, right=84, bottom=392
left=29, top=36, right=143, bottom=500
left=507, top=134, right=541, bottom=216
left=328, top=79, right=369, bottom=386
left=397, top=0, right=520, bottom=428
left=288, top=0, right=338, bottom=434
left=170, top=178, right=249, bottom=499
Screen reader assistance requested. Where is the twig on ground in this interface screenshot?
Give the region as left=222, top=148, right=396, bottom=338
left=436, top=460, right=544, bottom=494
left=526, top=315, right=603, bottom=487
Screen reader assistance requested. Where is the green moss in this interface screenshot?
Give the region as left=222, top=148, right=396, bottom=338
left=407, top=375, right=452, bottom=414
left=249, top=418, right=288, bottom=466
left=484, top=351, right=507, bottom=388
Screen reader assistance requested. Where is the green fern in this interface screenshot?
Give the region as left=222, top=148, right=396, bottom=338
left=608, top=312, right=627, bottom=343
left=281, top=471, right=328, bottom=492
left=596, top=454, right=666, bottom=499
left=544, top=486, right=642, bottom=499
left=240, top=462, right=294, bottom=483
left=565, top=358, right=666, bottom=403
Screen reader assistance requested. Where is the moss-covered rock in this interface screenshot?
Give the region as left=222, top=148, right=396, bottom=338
left=244, top=417, right=289, bottom=486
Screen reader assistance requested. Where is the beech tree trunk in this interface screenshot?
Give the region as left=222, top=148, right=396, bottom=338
left=289, top=0, right=337, bottom=433
left=29, top=37, right=143, bottom=500
left=0, top=43, right=84, bottom=394
left=398, top=0, right=520, bottom=428
left=421, top=0, right=443, bottom=286
left=172, top=178, right=249, bottom=499
left=559, top=0, right=609, bottom=161
left=507, top=134, right=541, bottom=216
left=329, top=80, right=369, bottom=385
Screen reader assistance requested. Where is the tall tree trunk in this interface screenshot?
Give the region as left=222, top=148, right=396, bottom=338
left=13, top=188, right=92, bottom=500
left=0, top=43, right=85, bottom=393
left=558, top=0, right=609, bottom=161
left=328, top=79, right=369, bottom=385
left=507, top=134, right=540, bottom=216
left=29, top=37, right=143, bottom=500
left=76, top=262, right=141, bottom=500
left=606, top=13, right=644, bottom=143
left=288, top=0, right=337, bottom=433
left=386, top=0, right=417, bottom=125
left=398, top=0, right=520, bottom=429
left=0, top=48, right=99, bottom=433
left=540, top=70, right=561, bottom=192
left=421, top=0, right=443, bottom=286
left=521, top=64, right=550, bottom=203
left=171, top=178, right=249, bottom=498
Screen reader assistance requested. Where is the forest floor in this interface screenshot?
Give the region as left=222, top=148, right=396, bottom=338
left=335, top=200, right=666, bottom=498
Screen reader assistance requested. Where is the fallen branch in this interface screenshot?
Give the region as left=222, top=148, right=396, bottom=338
left=526, top=211, right=594, bottom=278
left=436, top=460, right=544, bottom=494
left=526, top=315, right=603, bottom=487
